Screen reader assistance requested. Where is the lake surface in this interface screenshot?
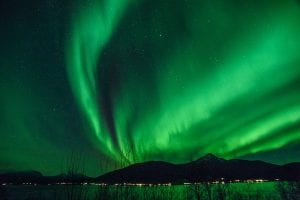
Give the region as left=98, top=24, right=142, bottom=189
left=0, top=182, right=283, bottom=200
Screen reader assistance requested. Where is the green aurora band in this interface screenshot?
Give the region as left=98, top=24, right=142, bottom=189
left=66, top=0, right=130, bottom=159
left=1, top=0, right=300, bottom=176
left=66, top=0, right=300, bottom=163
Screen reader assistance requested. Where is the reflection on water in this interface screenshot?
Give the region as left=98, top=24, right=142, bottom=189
left=0, top=182, right=287, bottom=200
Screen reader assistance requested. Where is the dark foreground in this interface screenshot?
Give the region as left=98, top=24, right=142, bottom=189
left=1, top=182, right=300, bottom=200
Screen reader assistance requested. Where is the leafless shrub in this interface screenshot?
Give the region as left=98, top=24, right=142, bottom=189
left=95, top=185, right=112, bottom=200
left=64, top=151, right=88, bottom=200
left=214, top=183, right=230, bottom=200
left=231, top=191, right=244, bottom=200
left=0, top=185, right=8, bottom=200
left=276, top=181, right=300, bottom=200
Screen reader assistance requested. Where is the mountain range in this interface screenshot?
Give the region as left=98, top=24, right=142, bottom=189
left=97, top=153, right=300, bottom=183
left=1, top=154, right=299, bottom=184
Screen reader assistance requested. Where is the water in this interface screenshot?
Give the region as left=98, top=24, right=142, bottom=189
left=0, top=182, right=282, bottom=200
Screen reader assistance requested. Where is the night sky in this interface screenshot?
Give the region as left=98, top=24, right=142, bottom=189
left=1, top=0, right=300, bottom=177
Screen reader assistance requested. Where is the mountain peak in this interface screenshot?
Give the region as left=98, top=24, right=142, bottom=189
left=195, top=153, right=226, bottom=163
left=203, top=153, right=218, bottom=159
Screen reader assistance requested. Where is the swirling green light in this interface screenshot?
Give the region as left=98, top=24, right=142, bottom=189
left=66, top=0, right=300, bottom=164
left=66, top=0, right=130, bottom=159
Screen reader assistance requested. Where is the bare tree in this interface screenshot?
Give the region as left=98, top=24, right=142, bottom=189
left=64, top=151, right=88, bottom=200
left=95, top=185, right=111, bottom=200
left=189, top=183, right=204, bottom=200
left=276, top=181, right=300, bottom=200
left=215, top=182, right=231, bottom=200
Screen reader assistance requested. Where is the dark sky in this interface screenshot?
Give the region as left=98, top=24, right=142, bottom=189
left=1, top=0, right=300, bottom=177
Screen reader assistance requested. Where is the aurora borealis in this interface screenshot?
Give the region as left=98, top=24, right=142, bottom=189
left=1, top=0, right=300, bottom=176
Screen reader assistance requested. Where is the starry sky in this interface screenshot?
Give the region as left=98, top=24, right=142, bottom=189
left=1, top=0, right=300, bottom=177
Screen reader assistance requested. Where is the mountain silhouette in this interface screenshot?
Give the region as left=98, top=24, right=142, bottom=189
left=0, top=171, right=89, bottom=184
left=1, top=154, right=299, bottom=184
left=97, top=154, right=300, bottom=183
